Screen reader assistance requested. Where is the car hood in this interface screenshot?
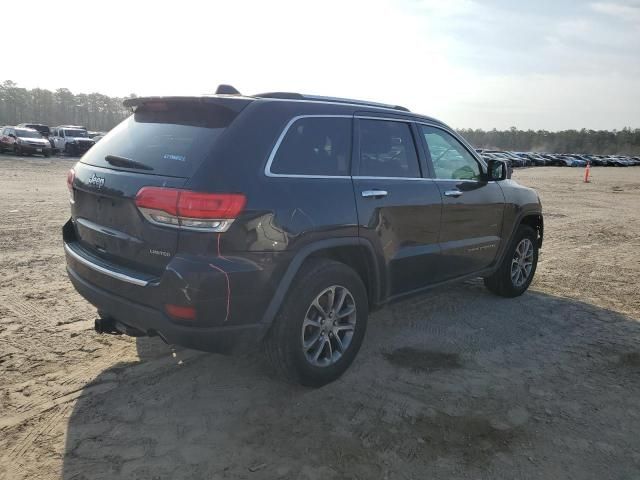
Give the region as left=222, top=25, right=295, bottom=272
left=18, top=137, right=49, bottom=144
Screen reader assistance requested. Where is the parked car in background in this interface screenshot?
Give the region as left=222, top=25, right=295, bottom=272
left=472, top=149, right=638, bottom=169
left=520, top=152, right=548, bottom=166
left=602, top=155, right=624, bottom=167
left=17, top=123, right=51, bottom=138
left=591, top=155, right=613, bottom=166
left=482, top=151, right=512, bottom=166
left=479, top=151, right=500, bottom=161
left=577, top=154, right=601, bottom=166
left=88, top=131, right=107, bottom=142
left=50, top=126, right=96, bottom=156
left=561, top=155, right=587, bottom=167
left=485, top=150, right=527, bottom=168
left=0, top=126, right=52, bottom=157
left=503, top=152, right=529, bottom=167
left=18, top=123, right=55, bottom=150
left=541, top=154, right=568, bottom=167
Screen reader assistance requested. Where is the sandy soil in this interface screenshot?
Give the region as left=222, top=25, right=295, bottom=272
left=0, top=155, right=639, bottom=479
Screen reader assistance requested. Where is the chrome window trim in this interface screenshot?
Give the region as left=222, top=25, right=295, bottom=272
left=263, top=114, right=488, bottom=182
left=352, top=176, right=431, bottom=181
left=64, top=244, right=150, bottom=287
left=264, top=114, right=353, bottom=179
left=354, top=115, right=415, bottom=122
left=434, top=178, right=478, bottom=182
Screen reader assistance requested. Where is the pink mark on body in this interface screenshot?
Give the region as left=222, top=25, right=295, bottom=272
left=209, top=263, right=231, bottom=322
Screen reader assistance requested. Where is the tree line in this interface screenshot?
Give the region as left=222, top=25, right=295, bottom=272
left=457, top=127, right=640, bottom=155
left=1, top=80, right=638, bottom=154
left=0, top=80, right=132, bottom=132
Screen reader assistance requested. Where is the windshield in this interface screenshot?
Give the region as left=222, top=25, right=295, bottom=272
left=25, top=125, right=50, bottom=135
left=65, top=129, right=88, bottom=138
left=81, top=102, right=241, bottom=177
left=16, top=129, right=42, bottom=138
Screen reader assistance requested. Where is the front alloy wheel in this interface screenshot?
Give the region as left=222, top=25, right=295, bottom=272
left=510, top=238, right=534, bottom=287
left=484, top=224, right=539, bottom=297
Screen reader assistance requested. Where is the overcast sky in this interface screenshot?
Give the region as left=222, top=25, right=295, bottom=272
left=6, top=0, right=640, bottom=130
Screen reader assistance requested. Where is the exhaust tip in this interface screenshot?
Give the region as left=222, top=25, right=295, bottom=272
left=94, top=317, right=120, bottom=335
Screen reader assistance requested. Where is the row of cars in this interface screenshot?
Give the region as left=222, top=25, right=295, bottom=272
left=478, top=149, right=640, bottom=168
left=1, top=121, right=637, bottom=168
left=0, top=123, right=106, bottom=157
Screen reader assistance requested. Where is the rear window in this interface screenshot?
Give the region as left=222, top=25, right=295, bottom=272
left=64, top=129, right=88, bottom=137
left=81, top=102, right=240, bottom=177
left=270, top=117, right=351, bottom=176
left=25, top=125, right=50, bottom=135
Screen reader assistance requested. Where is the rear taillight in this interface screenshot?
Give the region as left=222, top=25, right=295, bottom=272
left=135, top=187, right=246, bottom=232
left=67, top=168, right=75, bottom=203
left=165, top=304, right=196, bottom=321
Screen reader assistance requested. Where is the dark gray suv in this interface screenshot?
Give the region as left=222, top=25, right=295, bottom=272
left=63, top=86, right=543, bottom=386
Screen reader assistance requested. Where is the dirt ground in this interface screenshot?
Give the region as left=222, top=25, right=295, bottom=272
left=1, top=155, right=639, bottom=480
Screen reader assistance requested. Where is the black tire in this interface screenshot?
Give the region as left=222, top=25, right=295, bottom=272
left=264, top=258, right=368, bottom=387
left=15, top=145, right=22, bottom=156
left=44, top=151, right=51, bottom=158
left=484, top=225, right=538, bottom=298
left=65, top=143, right=78, bottom=157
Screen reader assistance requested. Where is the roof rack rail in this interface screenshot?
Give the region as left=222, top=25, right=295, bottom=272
left=254, top=92, right=410, bottom=112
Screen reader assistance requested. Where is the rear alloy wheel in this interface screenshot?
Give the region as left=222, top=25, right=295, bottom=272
left=484, top=225, right=539, bottom=297
left=301, top=285, right=357, bottom=368
left=265, top=259, right=368, bottom=387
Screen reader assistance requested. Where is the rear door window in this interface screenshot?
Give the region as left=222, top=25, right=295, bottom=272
left=269, top=117, right=351, bottom=176
left=81, top=102, right=242, bottom=178
left=358, top=119, right=421, bottom=178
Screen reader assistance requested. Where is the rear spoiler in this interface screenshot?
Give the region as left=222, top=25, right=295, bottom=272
left=123, top=96, right=253, bottom=110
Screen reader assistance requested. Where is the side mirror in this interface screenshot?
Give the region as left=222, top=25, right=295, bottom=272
left=8, top=134, right=16, bottom=139
left=486, top=159, right=509, bottom=181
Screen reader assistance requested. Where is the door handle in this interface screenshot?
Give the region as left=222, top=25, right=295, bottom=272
left=361, top=190, right=388, bottom=198
left=444, top=190, right=463, bottom=197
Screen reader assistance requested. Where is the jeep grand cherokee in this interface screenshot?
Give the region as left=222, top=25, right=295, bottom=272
left=63, top=86, right=543, bottom=386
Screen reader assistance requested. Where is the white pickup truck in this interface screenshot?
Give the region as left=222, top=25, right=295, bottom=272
left=50, top=126, right=96, bottom=156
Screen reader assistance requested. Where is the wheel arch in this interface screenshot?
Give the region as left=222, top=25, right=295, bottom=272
left=492, top=210, right=543, bottom=272
left=520, top=213, right=544, bottom=248
left=259, top=238, right=382, bottom=332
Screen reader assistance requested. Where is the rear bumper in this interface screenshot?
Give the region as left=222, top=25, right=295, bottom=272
left=67, top=265, right=266, bottom=353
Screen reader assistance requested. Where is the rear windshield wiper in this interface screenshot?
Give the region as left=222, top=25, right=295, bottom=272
left=104, top=155, right=153, bottom=171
